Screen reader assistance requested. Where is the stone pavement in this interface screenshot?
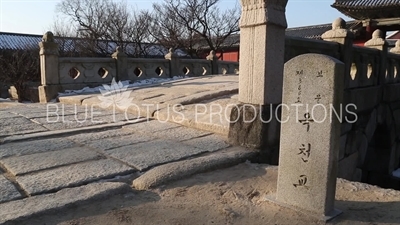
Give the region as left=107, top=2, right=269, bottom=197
left=0, top=87, right=254, bottom=224
left=58, top=75, right=239, bottom=135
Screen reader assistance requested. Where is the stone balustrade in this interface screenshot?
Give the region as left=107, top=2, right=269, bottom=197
left=179, top=59, right=213, bottom=77
left=58, top=58, right=116, bottom=85
left=284, top=36, right=340, bottom=62
left=231, top=16, right=400, bottom=192
left=38, top=33, right=240, bottom=103
left=386, top=51, right=400, bottom=84
left=349, top=46, right=381, bottom=88
left=127, top=58, right=171, bottom=80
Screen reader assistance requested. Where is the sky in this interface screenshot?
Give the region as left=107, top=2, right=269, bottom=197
left=0, top=0, right=352, bottom=35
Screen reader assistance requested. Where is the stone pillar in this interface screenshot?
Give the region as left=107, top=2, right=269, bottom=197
left=228, top=0, right=288, bottom=164
left=322, top=18, right=354, bottom=87
left=364, top=29, right=388, bottom=84
left=38, top=31, right=60, bottom=103
left=165, top=48, right=180, bottom=77
left=390, top=40, right=400, bottom=54
left=112, top=47, right=128, bottom=81
left=206, top=50, right=219, bottom=75
left=268, top=54, right=344, bottom=221
left=238, top=0, right=288, bottom=105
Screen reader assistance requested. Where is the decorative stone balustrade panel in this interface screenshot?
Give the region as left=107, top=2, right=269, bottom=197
left=351, top=46, right=380, bottom=89
left=127, top=59, right=170, bottom=81
left=284, top=37, right=340, bottom=63
left=59, top=58, right=116, bottom=85
left=387, top=53, right=400, bottom=84
left=217, top=61, right=239, bottom=75
left=180, top=59, right=212, bottom=77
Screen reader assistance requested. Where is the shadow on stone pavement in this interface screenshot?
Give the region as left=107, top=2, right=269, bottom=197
left=10, top=189, right=161, bottom=225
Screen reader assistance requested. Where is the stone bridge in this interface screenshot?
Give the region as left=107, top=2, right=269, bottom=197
left=37, top=17, right=400, bottom=189
left=229, top=1, right=400, bottom=191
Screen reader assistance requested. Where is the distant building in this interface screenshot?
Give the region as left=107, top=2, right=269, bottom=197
left=0, top=32, right=188, bottom=58
left=212, top=0, right=400, bottom=62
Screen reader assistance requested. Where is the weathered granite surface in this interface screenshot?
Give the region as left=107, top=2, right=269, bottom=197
left=0, top=182, right=131, bottom=225
left=0, top=117, right=48, bottom=137
left=16, top=159, right=135, bottom=195
left=0, top=137, right=77, bottom=159
left=106, top=140, right=213, bottom=171
left=0, top=175, right=21, bottom=204
left=1, top=147, right=101, bottom=176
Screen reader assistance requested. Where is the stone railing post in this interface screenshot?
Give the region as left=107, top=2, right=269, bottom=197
left=206, top=50, right=219, bottom=74
left=322, top=18, right=354, bottom=86
left=228, top=0, right=288, bottom=164
left=165, top=48, right=180, bottom=77
left=38, top=31, right=60, bottom=103
left=390, top=40, right=400, bottom=54
left=364, top=29, right=388, bottom=84
left=112, top=47, right=128, bottom=81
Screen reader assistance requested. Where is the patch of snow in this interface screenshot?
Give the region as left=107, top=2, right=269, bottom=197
left=0, top=98, right=12, bottom=102
left=58, top=76, right=186, bottom=97
left=392, top=168, right=400, bottom=178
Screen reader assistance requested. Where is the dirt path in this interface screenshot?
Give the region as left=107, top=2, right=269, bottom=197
left=20, top=162, right=400, bottom=225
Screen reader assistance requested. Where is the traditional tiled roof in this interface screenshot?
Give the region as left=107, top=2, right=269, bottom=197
left=286, top=20, right=362, bottom=39
left=332, top=0, right=400, bottom=19
left=0, top=32, right=42, bottom=50
left=0, top=32, right=187, bottom=57
left=196, top=20, right=363, bottom=49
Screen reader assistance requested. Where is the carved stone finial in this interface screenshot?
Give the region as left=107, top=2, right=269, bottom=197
left=390, top=40, right=400, bottom=54
left=165, top=48, right=177, bottom=60
left=332, top=18, right=346, bottom=30
left=206, top=50, right=218, bottom=60
left=42, top=31, right=55, bottom=43
left=372, top=29, right=384, bottom=39
left=111, top=46, right=127, bottom=58
left=365, top=29, right=387, bottom=49
left=321, top=18, right=353, bottom=41
left=39, top=31, right=59, bottom=55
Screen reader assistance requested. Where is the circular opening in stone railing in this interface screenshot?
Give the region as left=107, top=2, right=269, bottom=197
left=134, top=67, right=143, bottom=77
left=350, top=63, right=357, bottom=80
left=68, top=67, right=80, bottom=79
left=234, top=68, right=239, bottom=75
left=98, top=68, right=109, bottom=79
left=182, top=67, right=190, bottom=75
left=394, top=65, right=398, bottom=79
left=155, top=67, right=163, bottom=76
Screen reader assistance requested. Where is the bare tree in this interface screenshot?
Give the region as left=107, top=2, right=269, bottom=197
left=149, top=0, right=240, bottom=58
left=56, top=0, right=152, bottom=57
left=125, top=10, right=154, bottom=57
left=0, top=50, right=40, bottom=102
left=149, top=2, right=198, bottom=57
left=48, top=16, right=81, bottom=57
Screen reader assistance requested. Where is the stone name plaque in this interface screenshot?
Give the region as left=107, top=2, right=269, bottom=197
left=275, top=53, right=344, bottom=220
